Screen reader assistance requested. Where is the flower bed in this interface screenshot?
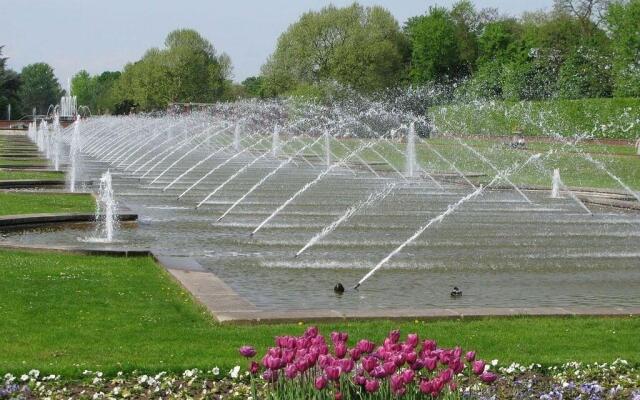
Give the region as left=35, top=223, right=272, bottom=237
left=2, top=327, right=639, bottom=399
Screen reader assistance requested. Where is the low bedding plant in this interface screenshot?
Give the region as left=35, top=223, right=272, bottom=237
left=2, top=328, right=639, bottom=399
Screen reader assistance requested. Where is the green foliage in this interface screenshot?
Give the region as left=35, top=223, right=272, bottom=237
left=606, top=0, right=640, bottom=97
left=406, top=7, right=461, bottom=84
left=71, top=70, right=96, bottom=111
left=430, top=97, right=640, bottom=139
left=111, top=29, right=233, bottom=111
left=0, top=46, right=21, bottom=119
left=262, top=4, right=408, bottom=95
left=241, top=76, right=267, bottom=98
left=17, top=63, right=63, bottom=116
left=557, top=45, right=613, bottom=98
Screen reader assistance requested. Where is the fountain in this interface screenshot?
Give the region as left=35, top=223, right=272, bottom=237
left=52, top=113, right=62, bottom=171
left=272, top=123, right=280, bottom=157
left=406, top=122, right=417, bottom=178
left=551, top=168, right=562, bottom=198
left=68, top=116, right=81, bottom=192
left=97, top=170, right=118, bottom=242
left=234, top=122, right=242, bottom=151
left=324, top=129, right=331, bottom=167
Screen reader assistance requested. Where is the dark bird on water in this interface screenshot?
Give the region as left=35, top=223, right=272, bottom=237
left=450, top=286, right=462, bottom=297
left=334, top=283, right=345, bottom=294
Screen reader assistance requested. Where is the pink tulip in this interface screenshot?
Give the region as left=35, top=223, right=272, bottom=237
left=357, top=339, right=375, bottom=354
left=424, top=356, right=438, bottom=371
left=305, top=326, right=319, bottom=338
left=331, top=331, right=348, bottom=344
left=285, top=364, right=298, bottom=379
left=362, top=356, right=377, bottom=372
left=453, top=347, right=462, bottom=359
left=265, top=356, right=283, bottom=370
left=423, top=339, right=437, bottom=352
left=335, top=392, right=343, bottom=400
left=249, top=361, right=259, bottom=374
left=390, top=374, right=405, bottom=394
left=335, top=342, right=347, bottom=359
left=450, top=357, right=465, bottom=374
left=406, top=333, right=419, bottom=348
left=383, top=361, right=397, bottom=375
left=239, top=345, right=257, bottom=358
left=388, top=330, right=401, bottom=344
left=325, top=365, right=341, bottom=381
left=419, top=379, right=432, bottom=394
left=405, top=350, right=418, bottom=364
left=401, top=369, right=415, bottom=384
left=262, top=369, right=278, bottom=383
left=314, top=375, right=327, bottom=390
left=410, top=359, right=424, bottom=371
left=354, top=373, right=366, bottom=386
left=472, top=360, right=486, bottom=375
left=371, top=365, right=387, bottom=379
left=431, top=377, right=445, bottom=396
left=392, top=353, right=406, bottom=367
left=479, top=371, right=498, bottom=383
left=450, top=382, right=458, bottom=391
left=439, top=368, right=454, bottom=383
left=349, top=347, right=362, bottom=361
left=283, top=349, right=295, bottom=364
left=465, top=351, right=476, bottom=362
left=338, top=358, right=354, bottom=373
left=365, top=379, right=380, bottom=393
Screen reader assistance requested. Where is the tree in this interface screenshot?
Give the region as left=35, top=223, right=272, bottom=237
left=0, top=46, right=21, bottom=119
left=262, top=3, right=408, bottom=94
left=557, top=45, right=612, bottom=98
left=553, top=0, right=611, bottom=30
left=406, top=7, right=461, bottom=84
left=94, top=71, right=121, bottom=114
left=242, top=76, right=267, bottom=98
left=606, top=0, right=640, bottom=97
left=17, top=63, right=63, bottom=116
left=71, top=70, right=97, bottom=111
left=112, top=29, right=233, bottom=111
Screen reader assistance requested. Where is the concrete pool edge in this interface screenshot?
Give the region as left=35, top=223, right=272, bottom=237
left=2, top=242, right=637, bottom=325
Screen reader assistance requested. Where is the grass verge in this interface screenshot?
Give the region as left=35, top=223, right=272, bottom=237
left=0, top=170, right=65, bottom=181
left=0, top=249, right=638, bottom=377
left=0, top=192, right=95, bottom=216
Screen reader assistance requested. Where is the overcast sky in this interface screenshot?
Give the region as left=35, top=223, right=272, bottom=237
left=1, top=0, right=553, bottom=85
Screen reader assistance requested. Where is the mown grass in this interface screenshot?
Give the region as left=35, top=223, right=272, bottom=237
left=0, top=170, right=65, bottom=181
left=0, top=249, right=638, bottom=377
left=0, top=158, right=48, bottom=166
left=0, top=192, right=95, bottom=216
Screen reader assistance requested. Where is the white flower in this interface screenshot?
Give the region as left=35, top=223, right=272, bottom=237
left=230, top=366, right=240, bottom=379
left=138, top=375, right=148, bottom=384
left=82, top=370, right=92, bottom=376
left=96, top=372, right=103, bottom=378
left=491, top=359, right=498, bottom=366
left=183, top=369, right=194, bottom=378
left=20, top=374, right=29, bottom=382
left=92, top=377, right=102, bottom=385
left=212, top=367, right=220, bottom=376
left=28, top=369, right=40, bottom=379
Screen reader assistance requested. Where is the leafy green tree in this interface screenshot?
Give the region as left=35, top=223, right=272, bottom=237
left=71, top=70, right=97, bottom=111
left=17, top=63, right=63, bottom=116
left=406, top=7, right=461, bottom=84
left=112, top=29, right=233, bottom=111
left=241, top=76, right=267, bottom=98
left=94, top=71, right=121, bottom=114
left=557, top=45, right=612, bottom=98
left=262, top=3, right=408, bottom=94
left=0, top=46, right=21, bottom=119
left=606, top=0, right=640, bottom=97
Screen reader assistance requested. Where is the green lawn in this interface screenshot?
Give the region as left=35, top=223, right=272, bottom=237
left=0, top=249, right=638, bottom=377
left=0, top=192, right=95, bottom=216
left=0, top=170, right=65, bottom=181
left=0, top=158, right=48, bottom=166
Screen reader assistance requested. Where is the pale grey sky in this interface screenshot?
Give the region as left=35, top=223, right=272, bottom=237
left=1, top=0, right=553, bottom=84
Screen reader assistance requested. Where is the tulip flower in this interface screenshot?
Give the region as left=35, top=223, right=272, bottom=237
left=362, top=356, right=377, bottom=373
left=472, top=360, right=486, bottom=375
left=388, top=330, right=401, bottom=344
left=354, top=373, right=366, bottom=386
left=419, top=379, right=432, bottom=394
left=365, top=379, right=380, bottom=393
left=331, top=331, right=348, bottom=344
left=401, top=369, right=415, bottom=384
left=249, top=361, right=259, bottom=375
left=335, top=342, right=347, bottom=359
left=356, top=340, right=375, bottom=354
left=423, top=339, right=437, bottom=351
left=390, top=374, right=405, bottom=394
left=479, top=371, right=498, bottom=383
left=335, top=392, right=343, bottom=400
left=314, top=375, right=327, bottom=390
left=285, top=364, right=298, bottom=379
left=383, top=361, right=397, bottom=376
left=262, top=369, right=278, bottom=383
left=326, top=365, right=342, bottom=381
left=305, top=326, right=319, bottom=338
left=406, top=333, right=419, bottom=348
left=239, top=346, right=257, bottom=358
left=349, top=347, right=362, bottom=361
left=465, top=351, right=476, bottom=362
left=424, top=356, right=438, bottom=371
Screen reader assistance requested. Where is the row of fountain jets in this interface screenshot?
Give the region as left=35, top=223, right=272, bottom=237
left=26, top=109, right=638, bottom=288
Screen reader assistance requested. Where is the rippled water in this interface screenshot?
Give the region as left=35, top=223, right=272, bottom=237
left=4, top=140, right=640, bottom=311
